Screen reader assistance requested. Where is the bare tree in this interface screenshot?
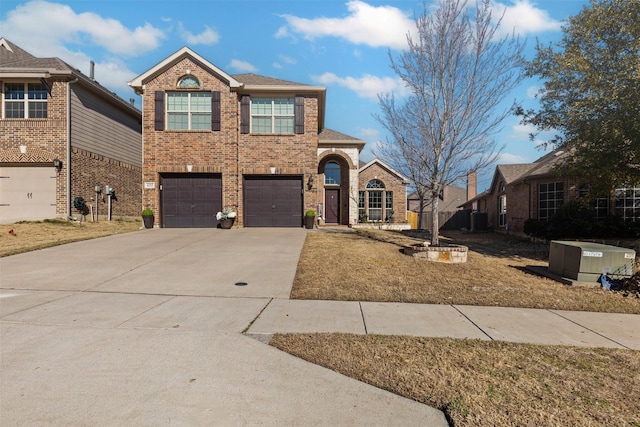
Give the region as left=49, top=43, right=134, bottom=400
left=375, top=0, right=524, bottom=245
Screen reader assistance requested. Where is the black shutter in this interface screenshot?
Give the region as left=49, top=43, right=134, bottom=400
left=240, top=95, right=250, bottom=134
left=211, top=91, right=221, bottom=131
left=154, top=91, right=165, bottom=131
left=294, top=96, right=304, bottom=134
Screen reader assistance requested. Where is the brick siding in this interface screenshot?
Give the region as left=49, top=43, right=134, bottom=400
left=141, top=58, right=319, bottom=227
left=358, top=162, right=407, bottom=222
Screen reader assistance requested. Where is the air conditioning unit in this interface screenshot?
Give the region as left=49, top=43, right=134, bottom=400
left=549, top=241, right=635, bottom=282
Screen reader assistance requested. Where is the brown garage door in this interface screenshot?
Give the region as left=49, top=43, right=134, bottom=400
left=160, top=173, right=222, bottom=228
left=244, top=176, right=302, bottom=227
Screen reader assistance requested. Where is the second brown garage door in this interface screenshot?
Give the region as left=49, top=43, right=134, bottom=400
left=243, top=176, right=302, bottom=227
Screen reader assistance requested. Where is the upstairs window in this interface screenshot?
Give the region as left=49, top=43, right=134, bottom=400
left=3, top=82, right=47, bottom=118
left=166, top=92, right=211, bottom=130
left=251, top=97, right=294, bottom=133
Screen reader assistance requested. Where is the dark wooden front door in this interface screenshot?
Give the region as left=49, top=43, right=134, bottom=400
left=243, top=176, right=303, bottom=227
left=160, top=174, right=222, bottom=228
left=325, top=188, right=340, bottom=224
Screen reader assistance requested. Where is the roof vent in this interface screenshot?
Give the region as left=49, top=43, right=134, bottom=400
left=90, top=60, right=95, bottom=80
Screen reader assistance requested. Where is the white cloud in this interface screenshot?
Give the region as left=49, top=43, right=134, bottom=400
left=0, top=1, right=165, bottom=57
left=312, top=72, right=408, bottom=100
left=510, top=123, right=537, bottom=139
left=497, top=152, right=529, bottom=164
left=358, top=127, right=380, bottom=141
left=526, top=85, right=540, bottom=99
left=90, top=60, right=139, bottom=98
left=491, top=0, right=563, bottom=37
left=277, top=1, right=415, bottom=49
left=273, top=55, right=296, bottom=70
left=228, top=59, right=258, bottom=73
left=178, top=24, right=220, bottom=45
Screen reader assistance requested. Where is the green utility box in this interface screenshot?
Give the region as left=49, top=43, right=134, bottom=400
left=549, top=241, right=635, bottom=282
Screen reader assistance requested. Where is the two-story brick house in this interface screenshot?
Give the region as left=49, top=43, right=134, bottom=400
left=0, top=38, right=142, bottom=223
left=130, top=46, right=373, bottom=228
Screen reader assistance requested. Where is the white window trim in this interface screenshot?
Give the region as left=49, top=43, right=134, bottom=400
left=166, top=91, right=211, bottom=131
left=2, top=82, right=48, bottom=119
left=250, top=97, right=294, bottom=134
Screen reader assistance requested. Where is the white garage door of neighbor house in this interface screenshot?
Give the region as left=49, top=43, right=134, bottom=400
left=0, top=166, right=56, bottom=223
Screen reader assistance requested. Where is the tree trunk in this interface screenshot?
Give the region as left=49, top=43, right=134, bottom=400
left=431, top=195, right=439, bottom=246
left=417, top=196, right=425, bottom=230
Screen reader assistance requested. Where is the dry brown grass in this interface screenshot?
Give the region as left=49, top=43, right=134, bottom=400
left=270, top=333, right=640, bottom=427
left=291, top=229, right=640, bottom=314
left=0, top=218, right=142, bottom=257
left=278, top=230, right=640, bottom=426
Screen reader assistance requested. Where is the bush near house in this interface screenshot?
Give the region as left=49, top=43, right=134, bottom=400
left=524, top=201, right=640, bottom=239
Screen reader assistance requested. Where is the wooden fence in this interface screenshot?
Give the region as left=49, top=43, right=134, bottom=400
left=407, top=209, right=471, bottom=231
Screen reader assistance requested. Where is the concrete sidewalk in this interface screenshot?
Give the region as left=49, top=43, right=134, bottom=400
left=248, top=299, right=640, bottom=350
left=2, top=229, right=639, bottom=426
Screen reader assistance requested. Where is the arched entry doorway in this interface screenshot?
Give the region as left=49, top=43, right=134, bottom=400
left=319, top=155, right=351, bottom=225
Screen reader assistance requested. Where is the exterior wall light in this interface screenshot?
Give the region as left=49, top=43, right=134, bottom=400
left=307, top=174, right=314, bottom=190
left=53, top=158, right=63, bottom=172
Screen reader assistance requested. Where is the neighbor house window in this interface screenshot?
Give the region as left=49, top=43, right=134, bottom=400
left=539, top=182, right=564, bottom=220
left=166, top=92, right=211, bottom=130
left=358, top=191, right=366, bottom=221
left=498, top=194, right=507, bottom=227
left=325, top=162, right=340, bottom=185
left=251, top=97, right=294, bottom=133
left=579, top=185, right=609, bottom=220
left=363, top=179, right=393, bottom=221
left=615, top=187, right=640, bottom=222
left=3, top=82, right=47, bottom=118
left=385, top=192, right=393, bottom=219
left=368, top=190, right=383, bottom=221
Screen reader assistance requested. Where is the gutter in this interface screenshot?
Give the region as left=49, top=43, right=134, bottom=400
left=67, top=78, right=79, bottom=219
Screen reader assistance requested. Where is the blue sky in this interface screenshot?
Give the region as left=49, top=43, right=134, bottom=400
left=0, top=0, right=590, bottom=190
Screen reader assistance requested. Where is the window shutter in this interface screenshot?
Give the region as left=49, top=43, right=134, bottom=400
left=211, top=91, right=221, bottom=131
left=240, top=95, right=250, bottom=134
left=154, top=91, right=164, bottom=131
left=294, top=96, right=304, bottom=134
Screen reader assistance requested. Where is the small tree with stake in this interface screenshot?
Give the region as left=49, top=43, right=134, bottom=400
left=375, top=0, right=524, bottom=245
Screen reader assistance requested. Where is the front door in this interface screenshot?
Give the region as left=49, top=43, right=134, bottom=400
left=325, top=189, right=340, bottom=224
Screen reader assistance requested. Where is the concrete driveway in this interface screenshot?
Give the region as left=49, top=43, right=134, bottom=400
left=0, top=228, right=447, bottom=426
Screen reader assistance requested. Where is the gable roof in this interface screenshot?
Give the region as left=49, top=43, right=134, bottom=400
left=462, top=149, right=568, bottom=207
left=128, top=46, right=327, bottom=129
left=0, top=38, right=140, bottom=116
left=0, top=37, right=72, bottom=78
left=318, top=128, right=366, bottom=150
left=128, top=46, right=243, bottom=90
left=360, top=158, right=410, bottom=184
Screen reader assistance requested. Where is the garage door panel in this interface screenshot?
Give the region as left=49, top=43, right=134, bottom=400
left=161, top=174, right=221, bottom=228
left=244, top=176, right=302, bottom=227
left=0, top=167, right=56, bottom=223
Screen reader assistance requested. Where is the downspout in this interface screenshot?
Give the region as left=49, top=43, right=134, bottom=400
left=66, top=77, right=79, bottom=219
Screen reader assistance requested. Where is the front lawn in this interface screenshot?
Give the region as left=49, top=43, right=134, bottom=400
left=291, top=229, right=640, bottom=313
left=273, top=229, right=640, bottom=426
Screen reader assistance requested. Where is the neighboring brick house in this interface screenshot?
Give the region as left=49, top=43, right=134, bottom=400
left=460, top=149, right=640, bottom=233
left=0, top=38, right=142, bottom=223
left=129, top=46, right=371, bottom=228
left=357, top=159, right=409, bottom=223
